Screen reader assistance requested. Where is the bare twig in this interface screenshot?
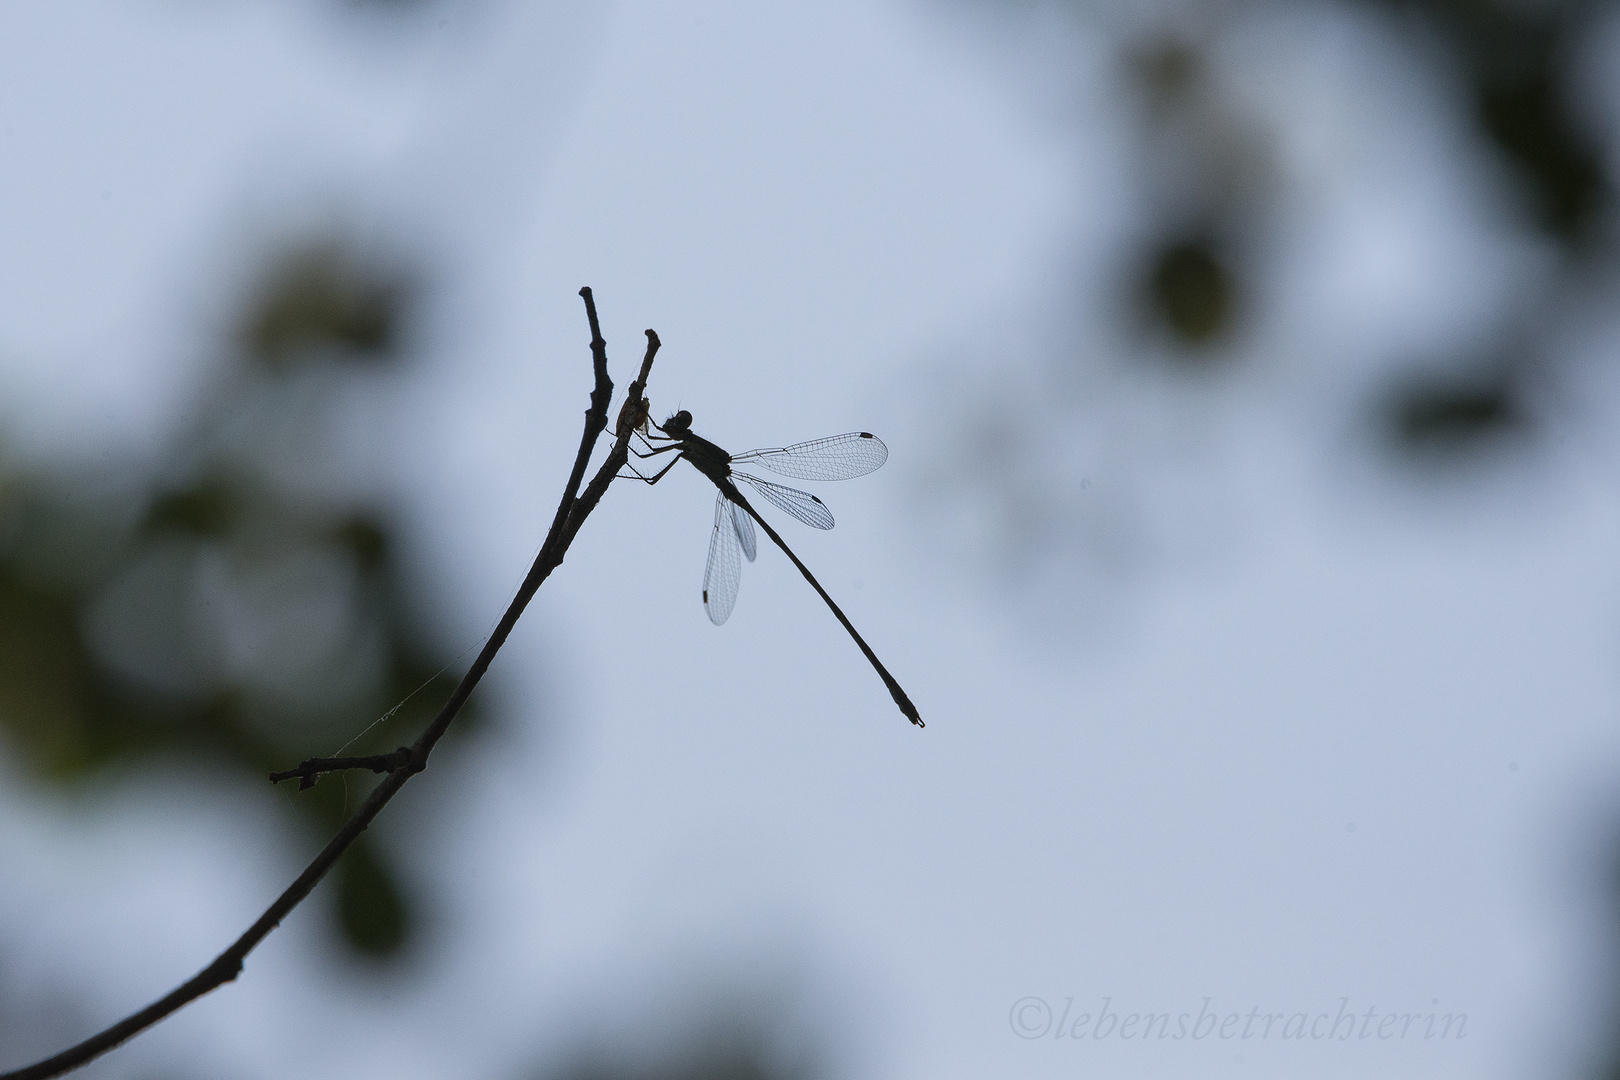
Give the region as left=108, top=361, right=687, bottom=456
left=262, top=327, right=663, bottom=796
left=268, top=747, right=417, bottom=790
left=1, top=289, right=658, bottom=1080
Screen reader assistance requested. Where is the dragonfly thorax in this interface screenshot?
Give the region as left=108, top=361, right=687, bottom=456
left=658, top=410, right=735, bottom=480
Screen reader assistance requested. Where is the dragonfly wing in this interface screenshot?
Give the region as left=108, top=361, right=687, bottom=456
left=731, top=432, right=888, bottom=481
left=737, top=474, right=835, bottom=529
left=703, top=490, right=744, bottom=625
left=730, top=496, right=757, bottom=562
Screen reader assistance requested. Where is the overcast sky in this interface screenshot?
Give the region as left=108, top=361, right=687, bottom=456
left=4, top=2, right=1620, bottom=1079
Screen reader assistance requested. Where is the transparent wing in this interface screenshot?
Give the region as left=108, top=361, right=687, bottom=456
left=736, top=473, right=835, bottom=530
left=702, top=491, right=743, bottom=625
left=731, top=432, right=888, bottom=481
left=730, top=496, right=757, bottom=562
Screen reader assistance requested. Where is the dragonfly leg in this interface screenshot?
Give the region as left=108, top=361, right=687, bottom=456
left=631, top=440, right=684, bottom=461
left=633, top=427, right=677, bottom=452
left=619, top=452, right=685, bottom=484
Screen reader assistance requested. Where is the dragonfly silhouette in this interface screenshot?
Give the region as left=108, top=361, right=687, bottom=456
left=628, top=410, right=922, bottom=728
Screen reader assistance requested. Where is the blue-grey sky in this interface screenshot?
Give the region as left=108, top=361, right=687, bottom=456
left=2, top=2, right=1618, bottom=1079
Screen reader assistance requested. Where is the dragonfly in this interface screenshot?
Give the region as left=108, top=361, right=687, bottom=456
left=627, top=409, right=922, bottom=728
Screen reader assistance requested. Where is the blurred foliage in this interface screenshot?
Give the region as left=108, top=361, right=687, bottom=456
left=1108, top=0, right=1617, bottom=457
left=1132, top=35, right=1202, bottom=109
left=541, top=1027, right=814, bottom=1080
left=244, top=240, right=409, bottom=367
left=1381, top=364, right=1528, bottom=456
left=1121, top=36, right=1259, bottom=358
left=0, top=235, right=473, bottom=959
left=1144, top=237, right=1236, bottom=346
left=1364, top=0, right=1610, bottom=455
left=1375, top=0, right=1607, bottom=243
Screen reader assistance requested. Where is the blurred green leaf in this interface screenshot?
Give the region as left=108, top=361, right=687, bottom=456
left=0, top=232, right=478, bottom=959
left=1382, top=367, right=1527, bottom=457
left=1145, top=238, right=1235, bottom=348
left=337, top=834, right=411, bottom=958
left=241, top=240, right=410, bottom=368
left=547, top=1030, right=809, bottom=1080
left=1371, top=0, right=1606, bottom=242
left=142, top=478, right=239, bottom=539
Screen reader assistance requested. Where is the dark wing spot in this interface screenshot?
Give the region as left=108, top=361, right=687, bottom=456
left=859, top=432, right=874, bottom=438
left=811, top=495, right=824, bottom=504
left=702, top=590, right=710, bottom=603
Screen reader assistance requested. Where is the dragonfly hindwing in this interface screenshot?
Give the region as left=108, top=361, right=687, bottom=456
left=730, top=496, right=757, bottom=562
left=736, top=474, right=835, bottom=530
left=702, top=491, right=743, bottom=625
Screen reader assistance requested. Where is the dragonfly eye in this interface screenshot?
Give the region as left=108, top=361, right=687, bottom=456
left=664, top=410, right=692, bottom=432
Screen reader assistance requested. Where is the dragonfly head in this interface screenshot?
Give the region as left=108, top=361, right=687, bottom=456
left=659, top=410, right=693, bottom=437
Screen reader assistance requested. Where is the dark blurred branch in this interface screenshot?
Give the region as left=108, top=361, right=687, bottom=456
left=0, top=289, right=660, bottom=1080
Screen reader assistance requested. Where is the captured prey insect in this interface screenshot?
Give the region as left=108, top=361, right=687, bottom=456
left=625, top=409, right=922, bottom=728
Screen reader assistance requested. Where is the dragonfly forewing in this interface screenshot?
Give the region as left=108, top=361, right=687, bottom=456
left=730, top=432, right=888, bottom=481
